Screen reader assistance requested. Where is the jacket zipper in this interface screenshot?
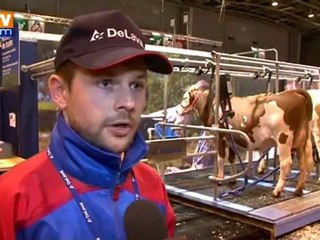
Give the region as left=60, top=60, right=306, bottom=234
left=114, top=154, right=124, bottom=239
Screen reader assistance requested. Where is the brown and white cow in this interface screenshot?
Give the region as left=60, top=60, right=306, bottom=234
left=175, top=82, right=314, bottom=197
left=258, top=89, right=320, bottom=181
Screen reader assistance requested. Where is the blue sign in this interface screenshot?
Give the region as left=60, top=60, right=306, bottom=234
left=0, top=28, right=14, bottom=37
left=1, top=22, right=20, bottom=88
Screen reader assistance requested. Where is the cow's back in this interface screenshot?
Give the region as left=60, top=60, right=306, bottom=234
left=267, top=89, right=313, bottom=127
left=228, top=90, right=312, bottom=149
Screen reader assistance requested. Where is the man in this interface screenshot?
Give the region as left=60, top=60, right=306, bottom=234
left=0, top=10, right=176, bottom=239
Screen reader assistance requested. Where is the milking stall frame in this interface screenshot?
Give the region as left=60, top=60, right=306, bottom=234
left=19, top=27, right=320, bottom=239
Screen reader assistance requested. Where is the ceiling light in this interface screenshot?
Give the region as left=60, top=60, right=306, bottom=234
left=272, top=1, right=279, bottom=7
left=308, top=13, right=315, bottom=18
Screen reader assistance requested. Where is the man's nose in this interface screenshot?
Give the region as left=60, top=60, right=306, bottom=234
left=114, top=88, right=136, bottom=111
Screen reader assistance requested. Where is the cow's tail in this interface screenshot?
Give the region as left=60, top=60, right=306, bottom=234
left=304, top=121, right=315, bottom=174
left=296, top=89, right=313, bottom=121
left=296, top=90, right=315, bottom=174
left=294, top=89, right=314, bottom=174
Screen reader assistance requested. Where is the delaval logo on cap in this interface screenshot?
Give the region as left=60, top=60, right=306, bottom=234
left=90, top=28, right=144, bottom=48
left=90, top=30, right=104, bottom=41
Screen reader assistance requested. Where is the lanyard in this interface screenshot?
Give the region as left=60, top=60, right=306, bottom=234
left=46, top=147, right=140, bottom=240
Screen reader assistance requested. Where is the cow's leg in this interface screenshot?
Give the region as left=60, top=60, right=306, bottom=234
left=258, top=147, right=276, bottom=174
left=257, top=152, right=266, bottom=174
left=227, top=146, right=237, bottom=184
left=295, top=129, right=314, bottom=196
left=217, top=138, right=226, bottom=179
left=273, top=135, right=293, bottom=197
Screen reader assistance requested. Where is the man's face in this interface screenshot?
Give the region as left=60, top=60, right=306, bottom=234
left=62, top=58, right=147, bottom=153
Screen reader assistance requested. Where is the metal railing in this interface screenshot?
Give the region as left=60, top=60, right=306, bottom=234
left=154, top=122, right=253, bottom=200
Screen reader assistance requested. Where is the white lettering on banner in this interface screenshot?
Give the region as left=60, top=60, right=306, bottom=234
left=91, top=28, right=144, bottom=48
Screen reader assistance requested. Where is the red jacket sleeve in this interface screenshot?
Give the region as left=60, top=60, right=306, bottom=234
left=0, top=174, right=18, bottom=240
left=161, top=182, right=176, bottom=237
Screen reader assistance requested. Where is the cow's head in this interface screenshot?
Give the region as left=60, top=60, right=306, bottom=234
left=178, top=85, right=199, bottom=115
left=176, top=80, right=210, bottom=116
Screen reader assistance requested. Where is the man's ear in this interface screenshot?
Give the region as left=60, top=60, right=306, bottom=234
left=48, top=74, right=68, bottom=110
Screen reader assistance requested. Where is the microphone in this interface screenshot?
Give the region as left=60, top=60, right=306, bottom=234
left=124, top=199, right=168, bottom=240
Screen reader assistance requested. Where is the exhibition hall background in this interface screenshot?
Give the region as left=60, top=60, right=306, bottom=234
left=3, top=0, right=319, bottom=65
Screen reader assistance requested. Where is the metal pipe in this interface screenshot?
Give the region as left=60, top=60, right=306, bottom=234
left=233, top=48, right=279, bottom=62
left=19, top=42, right=319, bottom=74
left=217, top=51, right=318, bottom=71
left=220, top=56, right=276, bottom=67
left=161, top=0, right=164, bottom=32
left=168, top=57, right=207, bottom=66
left=21, top=58, right=54, bottom=72
left=146, top=44, right=212, bottom=58
left=158, top=122, right=254, bottom=184
left=297, top=32, right=301, bottom=63
left=25, top=60, right=319, bottom=84
left=189, top=7, right=194, bottom=40
left=56, top=0, right=60, bottom=17
left=172, top=67, right=319, bottom=82
left=212, top=52, right=221, bottom=199
left=31, top=69, right=55, bottom=79
left=184, top=150, right=216, bottom=159
left=275, top=62, right=280, bottom=93
left=170, top=57, right=319, bottom=78
left=217, top=51, right=279, bottom=64
left=162, top=75, right=169, bottom=138
left=146, top=135, right=215, bottom=143
left=31, top=62, right=55, bottom=71
left=20, top=41, right=320, bottom=88
left=25, top=61, right=319, bottom=83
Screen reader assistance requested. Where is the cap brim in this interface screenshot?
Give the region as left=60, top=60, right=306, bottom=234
left=70, top=47, right=173, bottom=74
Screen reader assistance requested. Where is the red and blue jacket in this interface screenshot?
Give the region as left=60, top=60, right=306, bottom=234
left=0, top=114, right=176, bottom=239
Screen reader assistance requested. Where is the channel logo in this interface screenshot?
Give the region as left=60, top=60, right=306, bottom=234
left=0, top=11, right=14, bottom=37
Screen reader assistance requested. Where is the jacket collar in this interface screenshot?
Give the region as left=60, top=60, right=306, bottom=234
left=48, top=113, right=148, bottom=188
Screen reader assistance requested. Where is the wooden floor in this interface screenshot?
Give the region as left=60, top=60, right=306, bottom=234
left=165, top=167, right=320, bottom=239
left=251, top=190, right=320, bottom=220
left=250, top=190, right=320, bottom=237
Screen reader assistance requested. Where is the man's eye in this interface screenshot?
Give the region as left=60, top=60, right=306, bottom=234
left=131, top=82, right=145, bottom=89
left=98, top=79, right=112, bottom=88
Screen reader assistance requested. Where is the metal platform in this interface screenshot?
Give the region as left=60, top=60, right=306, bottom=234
left=165, top=168, right=320, bottom=239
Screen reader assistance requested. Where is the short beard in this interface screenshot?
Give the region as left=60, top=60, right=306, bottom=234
left=63, top=110, right=138, bottom=153
left=65, top=111, right=106, bottom=150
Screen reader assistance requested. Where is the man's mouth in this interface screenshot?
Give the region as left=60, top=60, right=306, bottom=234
left=108, top=122, right=132, bottom=137
left=112, top=123, right=130, bottom=128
